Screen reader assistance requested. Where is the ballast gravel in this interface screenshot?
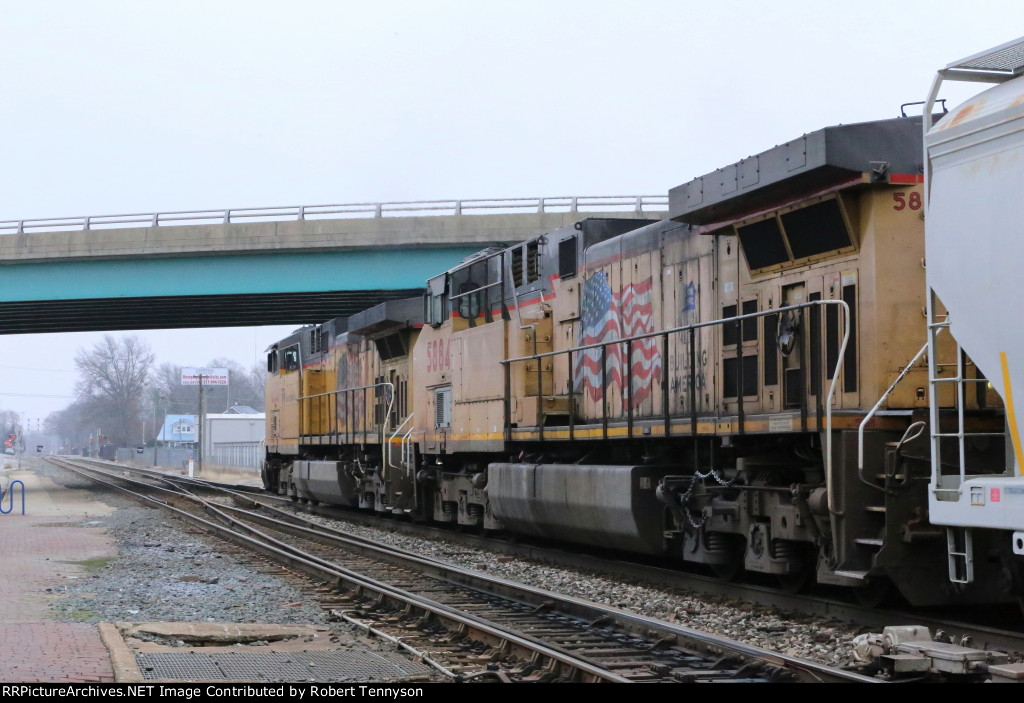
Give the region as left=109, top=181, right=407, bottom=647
left=35, top=462, right=329, bottom=627
left=37, top=459, right=865, bottom=668
left=287, top=507, right=867, bottom=667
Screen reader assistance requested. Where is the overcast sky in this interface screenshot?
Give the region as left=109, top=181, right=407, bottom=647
left=0, top=1, right=1019, bottom=423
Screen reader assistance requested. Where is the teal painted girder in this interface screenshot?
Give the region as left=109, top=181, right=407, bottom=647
left=0, top=248, right=481, bottom=302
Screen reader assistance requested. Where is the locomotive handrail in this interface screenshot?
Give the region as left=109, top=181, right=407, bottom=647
left=857, top=340, right=931, bottom=490
left=299, top=382, right=395, bottom=473
left=501, top=299, right=850, bottom=525
left=0, top=195, right=668, bottom=234
left=402, top=419, right=416, bottom=477
left=448, top=247, right=507, bottom=301
left=387, top=414, right=413, bottom=476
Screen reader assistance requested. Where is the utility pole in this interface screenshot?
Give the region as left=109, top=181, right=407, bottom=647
left=153, top=395, right=161, bottom=469
left=197, top=374, right=204, bottom=476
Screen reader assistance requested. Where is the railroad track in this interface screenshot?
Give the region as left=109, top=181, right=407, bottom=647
left=46, top=456, right=871, bottom=683
left=71, top=458, right=1024, bottom=653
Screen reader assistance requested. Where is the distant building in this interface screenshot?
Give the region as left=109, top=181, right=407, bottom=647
left=225, top=405, right=261, bottom=415
left=155, top=410, right=264, bottom=469
left=159, top=414, right=197, bottom=447
left=203, top=412, right=265, bottom=469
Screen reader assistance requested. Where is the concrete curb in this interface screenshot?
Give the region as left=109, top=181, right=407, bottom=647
left=98, top=622, right=143, bottom=683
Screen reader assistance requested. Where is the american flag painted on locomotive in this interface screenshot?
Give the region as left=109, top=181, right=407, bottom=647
left=573, top=269, right=662, bottom=407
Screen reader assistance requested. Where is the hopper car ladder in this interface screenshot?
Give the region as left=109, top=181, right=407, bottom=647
left=927, top=305, right=1006, bottom=583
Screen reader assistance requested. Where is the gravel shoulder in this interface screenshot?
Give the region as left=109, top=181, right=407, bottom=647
left=34, top=461, right=333, bottom=627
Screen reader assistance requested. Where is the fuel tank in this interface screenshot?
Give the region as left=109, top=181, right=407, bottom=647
left=486, top=463, right=667, bottom=555
left=292, top=460, right=359, bottom=506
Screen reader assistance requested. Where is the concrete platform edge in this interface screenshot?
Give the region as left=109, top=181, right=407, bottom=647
left=98, top=623, right=142, bottom=683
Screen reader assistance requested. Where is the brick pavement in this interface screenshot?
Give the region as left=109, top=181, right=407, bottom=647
left=0, top=464, right=117, bottom=682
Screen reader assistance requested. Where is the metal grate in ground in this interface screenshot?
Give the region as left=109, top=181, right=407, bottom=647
left=135, top=650, right=433, bottom=682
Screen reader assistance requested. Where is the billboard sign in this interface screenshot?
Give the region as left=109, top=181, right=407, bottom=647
left=181, top=367, right=229, bottom=386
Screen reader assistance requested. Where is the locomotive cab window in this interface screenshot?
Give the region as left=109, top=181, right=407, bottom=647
left=425, top=275, right=449, bottom=327
left=282, top=345, right=300, bottom=372
left=450, top=252, right=500, bottom=324
left=267, top=350, right=279, bottom=374
left=558, top=236, right=577, bottom=279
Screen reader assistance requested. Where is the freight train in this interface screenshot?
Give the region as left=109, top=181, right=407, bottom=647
left=263, top=36, right=1024, bottom=609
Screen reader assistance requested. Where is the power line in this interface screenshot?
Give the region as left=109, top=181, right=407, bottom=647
left=0, top=365, right=75, bottom=373
left=0, top=392, right=75, bottom=398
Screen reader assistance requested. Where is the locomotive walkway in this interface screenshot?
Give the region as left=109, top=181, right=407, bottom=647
left=0, top=196, right=666, bottom=333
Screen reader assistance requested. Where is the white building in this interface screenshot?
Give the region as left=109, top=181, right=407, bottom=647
left=202, top=406, right=265, bottom=469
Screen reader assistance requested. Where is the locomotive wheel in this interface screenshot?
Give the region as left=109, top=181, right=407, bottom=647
left=853, top=578, right=892, bottom=608
left=710, top=545, right=745, bottom=581
left=775, top=547, right=816, bottom=593
left=776, top=568, right=813, bottom=593
left=711, top=558, right=743, bottom=581
left=705, top=533, right=745, bottom=581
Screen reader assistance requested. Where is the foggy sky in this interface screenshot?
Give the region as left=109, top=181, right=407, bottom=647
left=0, top=0, right=1016, bottom=421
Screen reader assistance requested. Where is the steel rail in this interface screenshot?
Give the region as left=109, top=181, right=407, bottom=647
left=48, top=457, right=637, bottom=683
left=64, top=457, right=1024, bottom=661
left=59, top=457, right=875, bottom=683
left=209, top=500, right=879, bottom=683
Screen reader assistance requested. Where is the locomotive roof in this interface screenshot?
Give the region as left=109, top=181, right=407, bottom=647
left=669, top=116, right=925, bottom=227
left=347, top=296, right=423, bottom=336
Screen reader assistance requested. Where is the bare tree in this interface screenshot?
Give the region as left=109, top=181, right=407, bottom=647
left=149, top=361, right=192, bottom=410
left=74, top=334, right=155, bottom=446
left=0, top=409, right=21, bottom=436
left=45, top=401, right=92, bottom=452
left=247, top=361, right=267, bottom=410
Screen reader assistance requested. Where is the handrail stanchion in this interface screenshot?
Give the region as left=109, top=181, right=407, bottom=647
left=663, top=332, right=671, bottom=438
left=601, top=344, right=609, bottom=441
left=736, top=317, right=744, bottom=434
left=537, top=342, right=544, bottom=442
left=815, top=305, right=825, bottom=429
left=504, top=361, right=512, bottom=443
left=800, top=306, right=809, bottom=432
left=689, top=327, right=697, bottom=439
left=568, top=353, right=575, bottom=441
left=626, top=339, right=633, bottom=437
left=690, top=327, right=699, bottom=470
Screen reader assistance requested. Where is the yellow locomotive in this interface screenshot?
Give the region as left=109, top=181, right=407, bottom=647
left=264, top=115, right=1013, bottom=607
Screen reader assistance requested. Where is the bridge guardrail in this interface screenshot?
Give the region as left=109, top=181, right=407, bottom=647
left=0, top=195, right=668, bottom=235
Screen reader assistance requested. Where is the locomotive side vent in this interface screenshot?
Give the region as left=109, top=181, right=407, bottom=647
left=511, top=247, right=524, bottom=287
left=735, top=196, right=855, bottom=274
left=781, top=200, right=851, bottom=259
left=737, top=218, right=789, bottom=269
left=434, top=386, right=452, bottom=429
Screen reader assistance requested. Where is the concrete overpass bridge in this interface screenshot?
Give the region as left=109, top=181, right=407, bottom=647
left=0, top=196, right=666, bottom=334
